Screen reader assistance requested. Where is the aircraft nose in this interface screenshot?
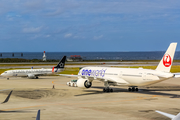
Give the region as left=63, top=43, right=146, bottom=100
left=1, top=73, right=4, bottom=76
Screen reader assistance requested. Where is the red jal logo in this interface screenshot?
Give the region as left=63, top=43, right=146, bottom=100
left=163, top=54, right=171, bottom=67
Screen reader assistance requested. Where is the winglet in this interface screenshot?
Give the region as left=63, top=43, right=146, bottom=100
left=36, top=110, right=40, bottom=120
left=1, top=90, right=13, bottom=104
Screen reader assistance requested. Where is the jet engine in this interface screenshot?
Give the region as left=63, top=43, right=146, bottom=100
left=27, top=74, right=36, bottom=79
left=76, top=79, right=92, bottom=88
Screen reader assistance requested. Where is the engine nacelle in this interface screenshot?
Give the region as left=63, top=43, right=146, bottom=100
left=27, top=74, right=35, bottom=79
left=77, top=79, right=92, bottom=88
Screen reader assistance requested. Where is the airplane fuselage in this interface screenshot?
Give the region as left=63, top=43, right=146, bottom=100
left=78, top=67, right=174, bottom=86
left=1, top=69, right=62, bottom=78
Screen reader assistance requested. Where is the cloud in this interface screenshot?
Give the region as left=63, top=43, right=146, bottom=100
left=24, top=1, right=44, bottom=10
left=45, top=8, right=65, bottom=16
left=1, top=0, right=180, bottom=52
left=30, top=34, right=42, bottom=40
left=22, top=26, right=43, bottom=33
left=64, top=33, right=72, bottom=38
left=45, top=34, right=51, bottom=38
left=93, top=35, right=103, bottom=40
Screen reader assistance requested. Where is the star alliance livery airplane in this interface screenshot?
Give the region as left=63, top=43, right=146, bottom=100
left=1, top=56, right=66, bottom=79
left=60, top=43, right=180, bottom=92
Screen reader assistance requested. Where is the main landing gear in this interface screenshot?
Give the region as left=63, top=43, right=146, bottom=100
left=103, top=81, right=113, bottom=92
left=128, top=86, right=138, bottom=92
left=103, top=87, right=113, bottom=92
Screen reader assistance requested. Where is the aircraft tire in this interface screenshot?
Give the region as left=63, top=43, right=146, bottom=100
left=110, top=89, right=113, bottom=92
left=135, top=88, right=138, bottom=91
left=106, top=88, right=109, bottom=92
left=128, top=88, right=132, bottom=91
left=132, top=87, right=135, bottom=92
left=103, top=88, right=106, bottom=92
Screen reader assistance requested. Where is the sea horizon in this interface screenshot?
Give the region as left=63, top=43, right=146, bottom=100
left=0, top=51, right=179, bottom=60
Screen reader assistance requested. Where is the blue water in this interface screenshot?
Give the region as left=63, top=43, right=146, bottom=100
left=0, top=52, right=180, bottom=60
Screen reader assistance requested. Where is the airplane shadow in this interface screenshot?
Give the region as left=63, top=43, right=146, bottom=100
left=75, top=86, right=180, bottom=97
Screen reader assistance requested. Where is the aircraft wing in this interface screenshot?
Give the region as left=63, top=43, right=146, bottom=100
left=1, top=90, right=13, bottom=104
left=59, top=74, right=79, bottom=77
left=31, top=73, right=45, bottom=76
left=155, top=110, right=175, bottom=119
left=59, top=74, right=129, bottom=85
left=94, top=77, right=129, bottom=85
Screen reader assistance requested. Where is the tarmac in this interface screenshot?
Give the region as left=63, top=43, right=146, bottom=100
left=0, top=76, right=180, bottom=120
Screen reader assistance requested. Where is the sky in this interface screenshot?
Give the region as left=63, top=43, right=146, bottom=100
left=0, top=0, right=180, bottom=52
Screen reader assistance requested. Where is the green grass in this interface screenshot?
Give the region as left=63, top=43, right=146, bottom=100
left=59, top=67, right=80, bottom=75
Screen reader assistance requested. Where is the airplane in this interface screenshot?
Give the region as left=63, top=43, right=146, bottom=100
left=60, top=43, right=180, bottom=92
left=1, top=56, right=66, bottom=80
left=0, top=90, right=13, bottom=104
left=156, top=110, right=180, bottom=120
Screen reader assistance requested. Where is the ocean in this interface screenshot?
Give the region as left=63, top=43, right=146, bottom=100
left=0, top=52, right=180, bottom=60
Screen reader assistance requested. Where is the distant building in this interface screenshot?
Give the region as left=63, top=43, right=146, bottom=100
left=67, top=55, right=83, bottom=62
left=43, top=51, right=46, bottom=61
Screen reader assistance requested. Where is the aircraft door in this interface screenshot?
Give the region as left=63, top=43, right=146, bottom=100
left=119, top=71, right=122, bottom=78
left=143, top=72, right=147, bottom=80
left=12, top=71, right=17, bottom=76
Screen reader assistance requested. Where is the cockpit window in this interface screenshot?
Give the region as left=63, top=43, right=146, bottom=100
left=4, top=72, right=7, bottom=73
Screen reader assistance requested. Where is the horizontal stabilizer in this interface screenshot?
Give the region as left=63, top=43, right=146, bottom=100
left=173, top=73, right=180, bottom=78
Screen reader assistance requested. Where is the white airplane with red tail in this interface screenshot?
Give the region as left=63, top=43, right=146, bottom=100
left=60, top=43, right=180, bottom=92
